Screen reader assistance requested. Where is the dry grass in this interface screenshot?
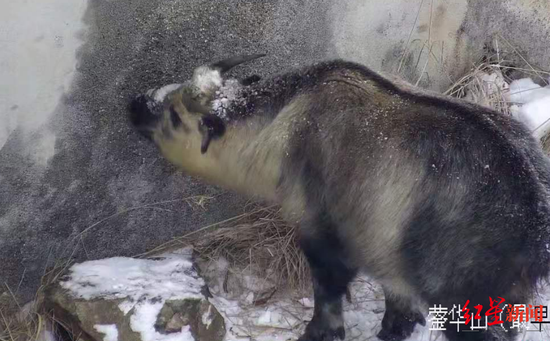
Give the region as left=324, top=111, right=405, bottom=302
left=0, top=307, right=47, bottom=341
left=443, top=35, right=550, bottom=153
left=444, top=35, right=549, bottom=108
left=189, top=204, right=309, bottom=294
left=395, top=8, right=550, bottom=147
left=0, top=261, right=71, bottom=341
left=139, top=202, right=309, bottom=294
left=444, top=60, right=513, bottom=114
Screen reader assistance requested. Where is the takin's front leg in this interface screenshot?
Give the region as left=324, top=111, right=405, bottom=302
left=377, top=288, right=426, bottom=341
left=298, top=211, right=358, bottom=341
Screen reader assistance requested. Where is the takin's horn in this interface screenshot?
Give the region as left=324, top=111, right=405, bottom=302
left=210, top=54, right=266, bottom=73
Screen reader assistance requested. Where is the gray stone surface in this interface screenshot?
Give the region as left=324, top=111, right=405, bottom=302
left=463, top=0, right=550, bottom=77
left=43, top=275, right=225, bottom=341
left=2, top=0, right=550, bottom=304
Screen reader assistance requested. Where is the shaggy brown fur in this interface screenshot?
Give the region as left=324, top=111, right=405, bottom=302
left=129, top=56, right=550, bottom=341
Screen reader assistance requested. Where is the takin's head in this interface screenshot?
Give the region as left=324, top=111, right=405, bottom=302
left=127, top=54, right=265, bottom=168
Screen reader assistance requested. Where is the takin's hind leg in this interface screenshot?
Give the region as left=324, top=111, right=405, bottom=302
left=377, top=288, right=426, bottom=341
left=297, top=212, right=358, bottom=341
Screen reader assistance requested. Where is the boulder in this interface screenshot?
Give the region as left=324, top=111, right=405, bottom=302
left=42, top=248, right=225, bottom=341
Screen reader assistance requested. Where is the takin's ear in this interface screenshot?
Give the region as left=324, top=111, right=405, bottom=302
left=240, top=74, right=262, bottom=86
left=198, top=114, right=226, bottom=154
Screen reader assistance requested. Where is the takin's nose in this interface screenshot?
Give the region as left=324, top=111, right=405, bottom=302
left=128, top=94, right=161, bottom=140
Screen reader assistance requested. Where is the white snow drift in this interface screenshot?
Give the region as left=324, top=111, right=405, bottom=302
left=507, top=77, right=550, bottom=140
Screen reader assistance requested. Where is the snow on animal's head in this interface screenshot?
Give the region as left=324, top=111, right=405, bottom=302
left=128, top=54, right=265, bottom=166
left=191, top=66, right=223, bottom=97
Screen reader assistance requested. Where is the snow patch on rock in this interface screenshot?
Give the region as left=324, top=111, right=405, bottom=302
left=60, top=248, right=201, bottom=341
left=94, top=324, right=119, bottom=341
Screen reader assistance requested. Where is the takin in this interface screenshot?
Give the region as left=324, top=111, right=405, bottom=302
left=128, top=54, right=550, bottom=341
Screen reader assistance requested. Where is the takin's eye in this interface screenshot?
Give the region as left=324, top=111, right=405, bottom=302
left=128, top=94, right=161, bottom=140
left=169, top=105, right=183, bottom=129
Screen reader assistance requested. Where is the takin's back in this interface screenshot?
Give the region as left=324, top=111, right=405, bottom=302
left=276, top=60, right=550, bottom=304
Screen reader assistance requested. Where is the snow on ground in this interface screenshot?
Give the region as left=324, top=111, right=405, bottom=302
left=94, top=324, right=119, bottom=341
left=210, top=276, right=550, bottom=341
left=507, top=77, right=550, bottom=140
left=205, top=264, right=432, bottom=341
left=59, top=248, right=550, bottom=341
left=61, top=248, right=202, bottom=341
left=202, top=255, right=550, bottom=341
left=198, top=254, right=429, bottom=341
left=462, top=72, right=550, bottom=141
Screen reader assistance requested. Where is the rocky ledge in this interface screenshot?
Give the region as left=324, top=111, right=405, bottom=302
left=42, top=248, right=225, bottom=341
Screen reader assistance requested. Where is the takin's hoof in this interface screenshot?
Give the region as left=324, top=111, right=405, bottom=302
left=298, top=320, right=346, bottom=341
left=376, top=312, right=425, bottom=341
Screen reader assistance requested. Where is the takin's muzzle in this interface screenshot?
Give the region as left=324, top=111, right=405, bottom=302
left=128, top=93, right=162, bottom=140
